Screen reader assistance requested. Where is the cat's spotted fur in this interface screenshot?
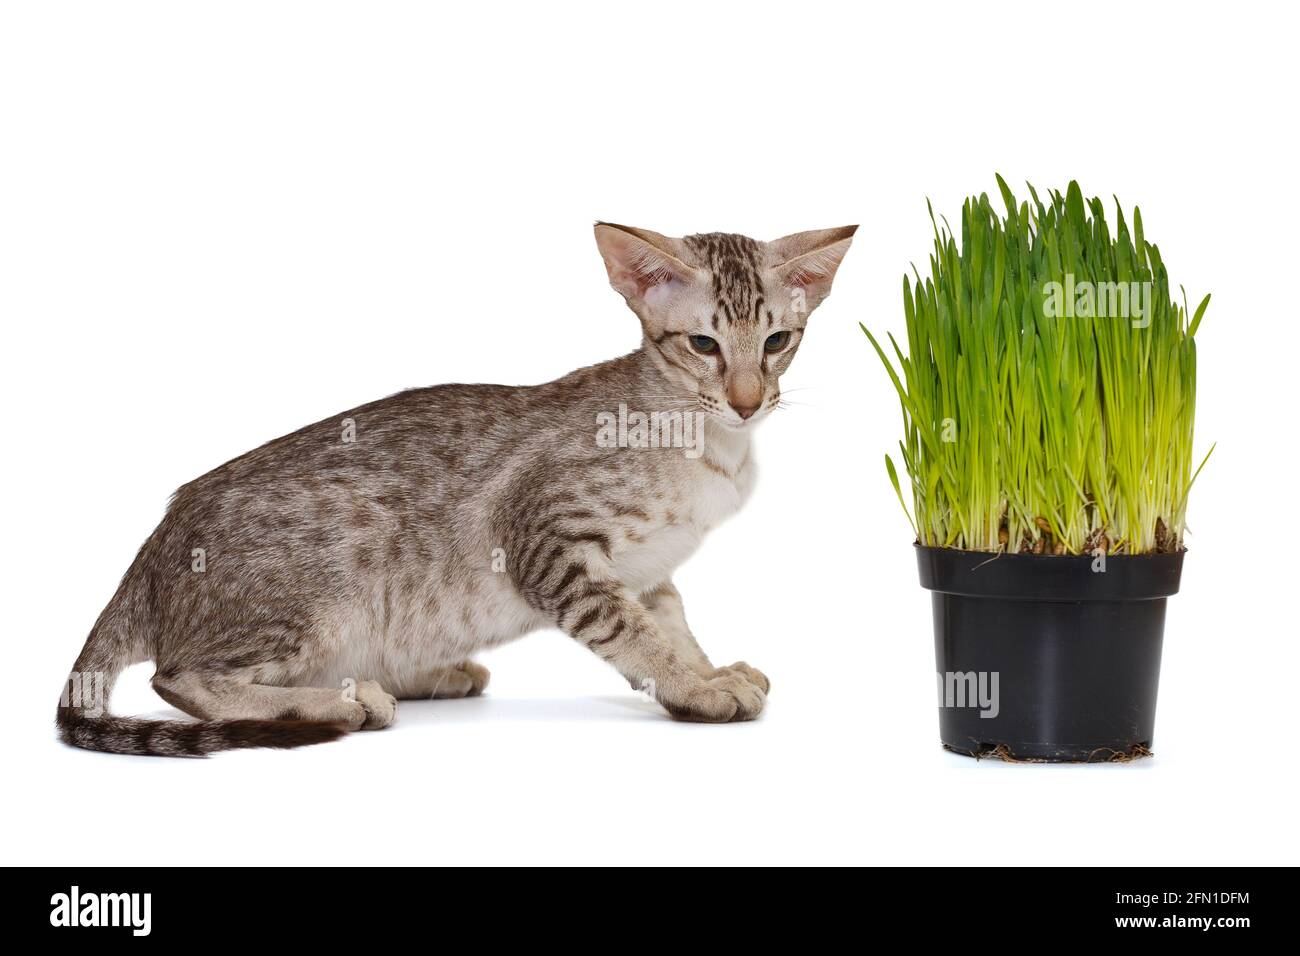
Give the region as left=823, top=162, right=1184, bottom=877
left=57, top=222, right=855, bottom=755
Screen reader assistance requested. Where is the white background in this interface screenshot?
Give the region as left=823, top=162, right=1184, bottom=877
left=2, top=1, right=1296, bottom=866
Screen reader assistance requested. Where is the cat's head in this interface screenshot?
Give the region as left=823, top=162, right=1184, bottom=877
left=594, top=222, right=856, bottom=427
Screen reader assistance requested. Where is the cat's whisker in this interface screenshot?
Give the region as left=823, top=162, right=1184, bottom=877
left=591, top=397, right=701, bottom=407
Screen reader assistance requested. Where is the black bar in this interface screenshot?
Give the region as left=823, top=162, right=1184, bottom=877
left=8, top=867, right=1289, bottom=940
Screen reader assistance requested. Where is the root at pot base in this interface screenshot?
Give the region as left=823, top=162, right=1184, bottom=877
left=945, top=743, right=1154, bottom=764
left=922, top=547, right=1181, bottom=763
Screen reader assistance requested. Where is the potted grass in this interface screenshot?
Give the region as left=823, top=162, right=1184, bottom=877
left=863, top=176, right=1212, bottom=762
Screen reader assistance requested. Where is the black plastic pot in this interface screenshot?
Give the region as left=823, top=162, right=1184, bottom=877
left=917, top=545, right=1183, bottom=762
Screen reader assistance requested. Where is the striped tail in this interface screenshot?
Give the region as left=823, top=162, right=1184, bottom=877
left=56, top=710, right=349, bottom=757
left=57, top=573, right=346, bottom=757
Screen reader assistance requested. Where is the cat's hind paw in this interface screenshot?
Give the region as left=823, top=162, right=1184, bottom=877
left=398, top=661, right=490, bottom=700
left=355, top=680, right=398, bottom=730
left=441, top=660, right=490, bottom=698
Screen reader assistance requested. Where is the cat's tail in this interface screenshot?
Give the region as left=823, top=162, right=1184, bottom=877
left=57, top=710, right=349, bottom=757
left=56, top=563, right=347, bottom=757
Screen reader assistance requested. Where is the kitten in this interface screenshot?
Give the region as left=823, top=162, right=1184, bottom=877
left=57, top=222, right=856, bottom=755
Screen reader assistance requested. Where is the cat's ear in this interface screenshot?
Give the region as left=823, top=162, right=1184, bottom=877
left=594, top=222, right=696, bottom=306
left=768, top=225, right=857, bottom=309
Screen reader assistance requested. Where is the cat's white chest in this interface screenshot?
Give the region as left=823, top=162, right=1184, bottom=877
left=615, top=521, right=705, bottom=595
left=695, top=453, right=756, bottom=525
left=613, top=438, right=756, bottom=594
left=693, top=429, right=757, bottom=525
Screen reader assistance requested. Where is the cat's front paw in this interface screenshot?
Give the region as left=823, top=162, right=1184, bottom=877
left=664, top=672, right=766, bottom=723
left=714, top=661, right=770, bottom=695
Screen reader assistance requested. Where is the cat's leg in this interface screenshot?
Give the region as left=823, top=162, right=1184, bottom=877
left=640, top=581, right=713, bottom=676
left=516, top=548, right=765, bottom=722
left=391, top=661, right=490, bottom=700
left=641, top=581, right=770, bottom=694
left=152, top=670, right=397, bottom=730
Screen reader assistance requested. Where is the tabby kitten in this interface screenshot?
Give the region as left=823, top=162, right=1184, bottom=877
left=58, top=222, right=856, bottom=755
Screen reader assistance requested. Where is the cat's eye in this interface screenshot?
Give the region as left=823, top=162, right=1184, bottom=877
left=689, top=334, right=719, bottom=355
left=764, top=331, right=791, bottom=353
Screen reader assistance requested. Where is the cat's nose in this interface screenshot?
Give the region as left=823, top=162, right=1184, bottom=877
left=726, top=372, right=763, bottom=420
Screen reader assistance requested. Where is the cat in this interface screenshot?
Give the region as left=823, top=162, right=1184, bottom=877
left=57, top=222, right=856, bottom=755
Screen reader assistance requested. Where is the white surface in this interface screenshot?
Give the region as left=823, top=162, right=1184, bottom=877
left=2, top=1, right=1296, bottom=866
